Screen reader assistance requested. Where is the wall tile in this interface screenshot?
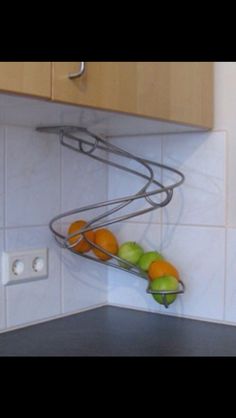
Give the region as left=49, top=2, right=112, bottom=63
left=60, top=220, right=107, bottom=314
left=5, top=126, right=60, bottom=227
left=61, top=142, right=108, bottom=224
left=214, top=62, right=236, bottom=131
left=214, top=63, right=236, bottom=227
left=62, top=247, right=107, bottom=314
left=5, top=226, right=61, bottom=328
left=0, top=127, right=5, bottom=228
left=161, top=224, right=225, bottom=321
left=162, top=131, right=226, bottom=226
left=0, top=230, right=5, bottom=330
left=108, top=136, right=163, bottom=224
left=108, top=222, right=163, bottom=311
left=225, top=228, right=236, bottom=322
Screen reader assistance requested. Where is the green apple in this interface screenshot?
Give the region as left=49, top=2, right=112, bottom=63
left=138, top=251, right=164, bottom=272
left=118, top=241, right=144, bottom=269
left=149, top=275, right=179, bottom=306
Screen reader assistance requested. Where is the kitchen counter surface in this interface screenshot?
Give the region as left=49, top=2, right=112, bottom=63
left=0, top=306, right=236, bottom=356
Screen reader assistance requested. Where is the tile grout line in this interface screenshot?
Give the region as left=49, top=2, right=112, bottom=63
left=3, top=126, right=7, bottom=232
left=160, top=135, right=164, bottom=250
left=161, top=223, right=226, bottom=229
left=59, top=137, right=64, bottom=315
left=2, top=223, right=57, bottom=230
left=223, top=228, right=228, bottom=321
left=225, top=131, right=229, bottom=228
left=99, top=219, right=226, bottom=229
left=0, top=221, right=229, bottom=230
left=106, top=144, right=110, bottom=304
left=223, top=131, right=229, bottom=321
left=3, top=126, right=8, bottom=329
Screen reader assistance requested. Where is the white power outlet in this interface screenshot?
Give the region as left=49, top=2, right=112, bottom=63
left=2, top=248, right=48, bottom=286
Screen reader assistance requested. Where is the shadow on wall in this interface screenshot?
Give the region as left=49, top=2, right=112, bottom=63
left=161, top=131, right=225, bottom=248
left=161, top=185, right=185, bottom=251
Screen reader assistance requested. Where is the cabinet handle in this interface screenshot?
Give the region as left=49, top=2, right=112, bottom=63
left=68, top=62, right=86, bottom=79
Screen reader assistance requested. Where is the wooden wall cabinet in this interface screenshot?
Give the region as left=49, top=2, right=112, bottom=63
left=52, top=62, right=213, bottom=129
left=0, top=62, right=213, bottom=130
left=0, top=62, right=51, bottom=99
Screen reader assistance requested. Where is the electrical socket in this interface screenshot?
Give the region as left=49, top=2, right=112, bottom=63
left=2, top=248, right=48, bottom=286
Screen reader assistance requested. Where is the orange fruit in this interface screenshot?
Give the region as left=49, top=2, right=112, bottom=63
left=67, top=220, right=95, bottom=253
left=148, top=259, right=180, bottom=281
left=92, top=228, right=119, bottom=261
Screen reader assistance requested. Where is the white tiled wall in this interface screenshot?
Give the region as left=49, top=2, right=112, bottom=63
left=161, top=224, right=225, bottom=321
left=225, top=228, right=236, bottom=322
left=5, top=126, right=61, bottom=227
left=162, top=132, right=226, bottom=226
left=0, top=230, right=5, bottom=329
left=214, top=62, right=236, bottom=227
left=0, top=125, right=107, bottom=333
left=61, top=141, right=108, bottom=315
left=62, top=249, right=107, bottom=314
left=0, top=127, right=5, bottom=228
left=108, top=136, right=162, bottom=224
left=107, top=130, right=231, bottom=324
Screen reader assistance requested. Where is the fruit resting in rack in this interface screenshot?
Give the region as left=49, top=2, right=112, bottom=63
left=148, top=259, right=180, bottom=281
left=118, top=241, right=144, bottom=269
left=92, top=228, right=119, bottom=261
left=37, top=126, right=185, bottom=309
left=138, top=251, right=164, bottom=272
left=67, top=218, right=181, bottom=308
left=149, top=276, right=179, bottom=306
left=67, top=220, right=95, bottom=253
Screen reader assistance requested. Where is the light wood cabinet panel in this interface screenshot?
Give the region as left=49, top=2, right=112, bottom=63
left=0, top=62, right=51, bottom=98
left=52, top=62, right=213, bottom=129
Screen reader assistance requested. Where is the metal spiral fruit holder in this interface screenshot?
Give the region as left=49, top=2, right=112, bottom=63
left=36, top=126, right=185, bottom=308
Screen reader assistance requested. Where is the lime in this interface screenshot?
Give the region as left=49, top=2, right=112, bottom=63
left=138, top=251, right=164, bottom=272
left=149, top=275, right=179, bottom=306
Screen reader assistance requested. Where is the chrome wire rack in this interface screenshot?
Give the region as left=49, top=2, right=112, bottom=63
left=36, top=126, right=185, bottom=308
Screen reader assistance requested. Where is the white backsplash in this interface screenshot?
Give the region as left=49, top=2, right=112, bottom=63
left=108, top=131, right=229, bottom=324
left=161, top=224, right=225, bottom=320
left=5, top=126, right=61, bottom=227
left=0, top=230, right=5, bottom=329
left=225, top=228, right=236, bottom=322
left=0, top=127, right=4, bottom=228
left=0, top=125, right=108, bottom=332
left=162, top=132, right=226, bottom=226
left=0, top=123, right=233, bottom=330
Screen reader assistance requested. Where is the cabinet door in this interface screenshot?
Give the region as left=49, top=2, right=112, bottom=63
left=52, top=62, right=213, bottom=129
left=0, top=62, right=51, bottom=98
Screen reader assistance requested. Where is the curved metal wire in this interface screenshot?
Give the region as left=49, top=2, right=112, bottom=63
left=36, top=126, right=185, bottom=308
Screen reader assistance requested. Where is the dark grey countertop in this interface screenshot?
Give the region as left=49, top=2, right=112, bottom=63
left=0, top=306, right=236, bottom=356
